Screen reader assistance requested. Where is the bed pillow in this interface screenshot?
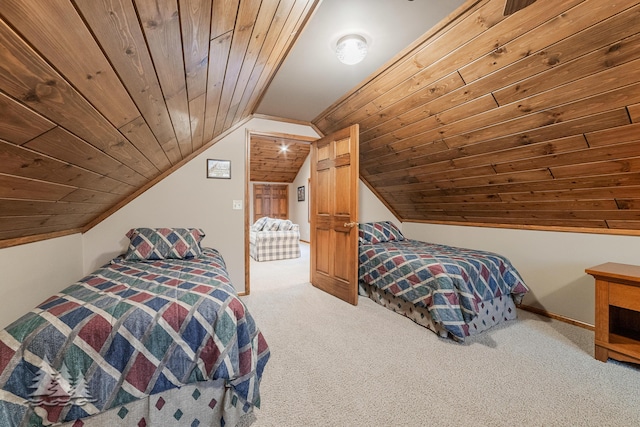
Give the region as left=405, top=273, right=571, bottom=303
left=252, top=216, right=270, bottom=231
left=358, top=221, right=404, bottom=244
left=124, top=227, right=205, bottom=261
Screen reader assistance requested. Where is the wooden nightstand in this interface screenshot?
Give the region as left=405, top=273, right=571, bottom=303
left=586, top=262, right=640, bottom=364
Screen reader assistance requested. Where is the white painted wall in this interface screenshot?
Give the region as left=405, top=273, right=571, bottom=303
left=0, top=234, right=83, bottom=329
left=9, top=119, right=633, bottom=329
left=402, top=222, right=640, bottom=325
left=83, top=118, right=319, bottom=293
left=358, top=181, right=402, bottom=231
left=290, top=154, right=311, bottom=241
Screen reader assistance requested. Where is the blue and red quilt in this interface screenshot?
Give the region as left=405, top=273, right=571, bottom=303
left=0, top=248, right=269, bottom=426
left=359, top=239, right=529, bottom=340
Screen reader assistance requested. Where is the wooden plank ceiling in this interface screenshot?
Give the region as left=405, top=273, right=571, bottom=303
left=314, top=0, right=640, bottom=233
left=250, top=134, right=310, bottom=183
left=0, top=0, right=318, bottom=245
left=3, top=0, right=640, bottom=247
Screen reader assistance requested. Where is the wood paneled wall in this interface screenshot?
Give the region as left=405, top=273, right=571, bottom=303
left=314, top=0, right=640, bottom=234
left=0, top=0, right=318, bottom=246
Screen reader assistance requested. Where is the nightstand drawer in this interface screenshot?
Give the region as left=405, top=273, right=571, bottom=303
left=609, top=282, right=640, bottom=311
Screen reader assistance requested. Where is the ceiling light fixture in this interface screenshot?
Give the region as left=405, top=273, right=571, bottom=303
left=335, top=34, right=368, bottom=65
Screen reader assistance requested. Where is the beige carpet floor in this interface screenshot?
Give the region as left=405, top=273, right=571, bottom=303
left=241, top=242, right=640, bottom=426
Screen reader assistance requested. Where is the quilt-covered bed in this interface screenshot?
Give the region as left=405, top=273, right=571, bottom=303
left=358, top=222, right=528, bottom=341
left=0, top=227, right=270, bottom=427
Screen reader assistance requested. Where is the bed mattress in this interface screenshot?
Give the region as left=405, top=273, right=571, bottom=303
left=0, top=248, right=269, bottom=426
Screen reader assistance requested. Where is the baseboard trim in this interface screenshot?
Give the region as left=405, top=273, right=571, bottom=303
left=518, top=304, right=594, bottom=331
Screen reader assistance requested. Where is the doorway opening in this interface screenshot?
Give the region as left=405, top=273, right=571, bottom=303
left=245, top=130, right=315, bottom=294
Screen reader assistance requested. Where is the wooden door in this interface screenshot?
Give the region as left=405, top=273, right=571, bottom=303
left=270, top=185, right=288, bottom=220
left=310, top=125, right=359, bottom=305
left=253, top=184, right=288, bottom=223
left=253, top=184, right=270, bottom=223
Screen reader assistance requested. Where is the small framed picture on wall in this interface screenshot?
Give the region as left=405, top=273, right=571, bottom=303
left=207, top=159, right=231, bottom=179
left=297, top=185, right=305, bottom=202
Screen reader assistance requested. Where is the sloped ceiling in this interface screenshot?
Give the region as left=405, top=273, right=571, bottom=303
left=250, top=134, right=311, bottom=183
left=3, top=0, right=640, bottom=249
left=314, top=0, right=640, bottom=233
left=255, top=0, right=466, bottom=121
left=0, top=0, right=318, bottom=245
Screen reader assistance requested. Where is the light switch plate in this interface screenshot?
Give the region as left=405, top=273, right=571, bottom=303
left=232, top=200, right=242, bottom=210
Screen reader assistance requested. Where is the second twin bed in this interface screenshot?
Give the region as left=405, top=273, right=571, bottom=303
left=357, top=221, right=529, bottom=342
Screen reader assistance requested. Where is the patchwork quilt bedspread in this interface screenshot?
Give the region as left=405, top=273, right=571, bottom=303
left=359, top=239, right=528, bottom=340
left=0, top=248, right=270, bottom=426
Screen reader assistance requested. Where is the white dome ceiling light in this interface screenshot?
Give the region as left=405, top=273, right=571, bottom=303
left=335, top=34, right=368, bottom=65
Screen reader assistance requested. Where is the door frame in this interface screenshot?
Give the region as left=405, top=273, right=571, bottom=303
left=244, top=129, right=317, bottom=295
